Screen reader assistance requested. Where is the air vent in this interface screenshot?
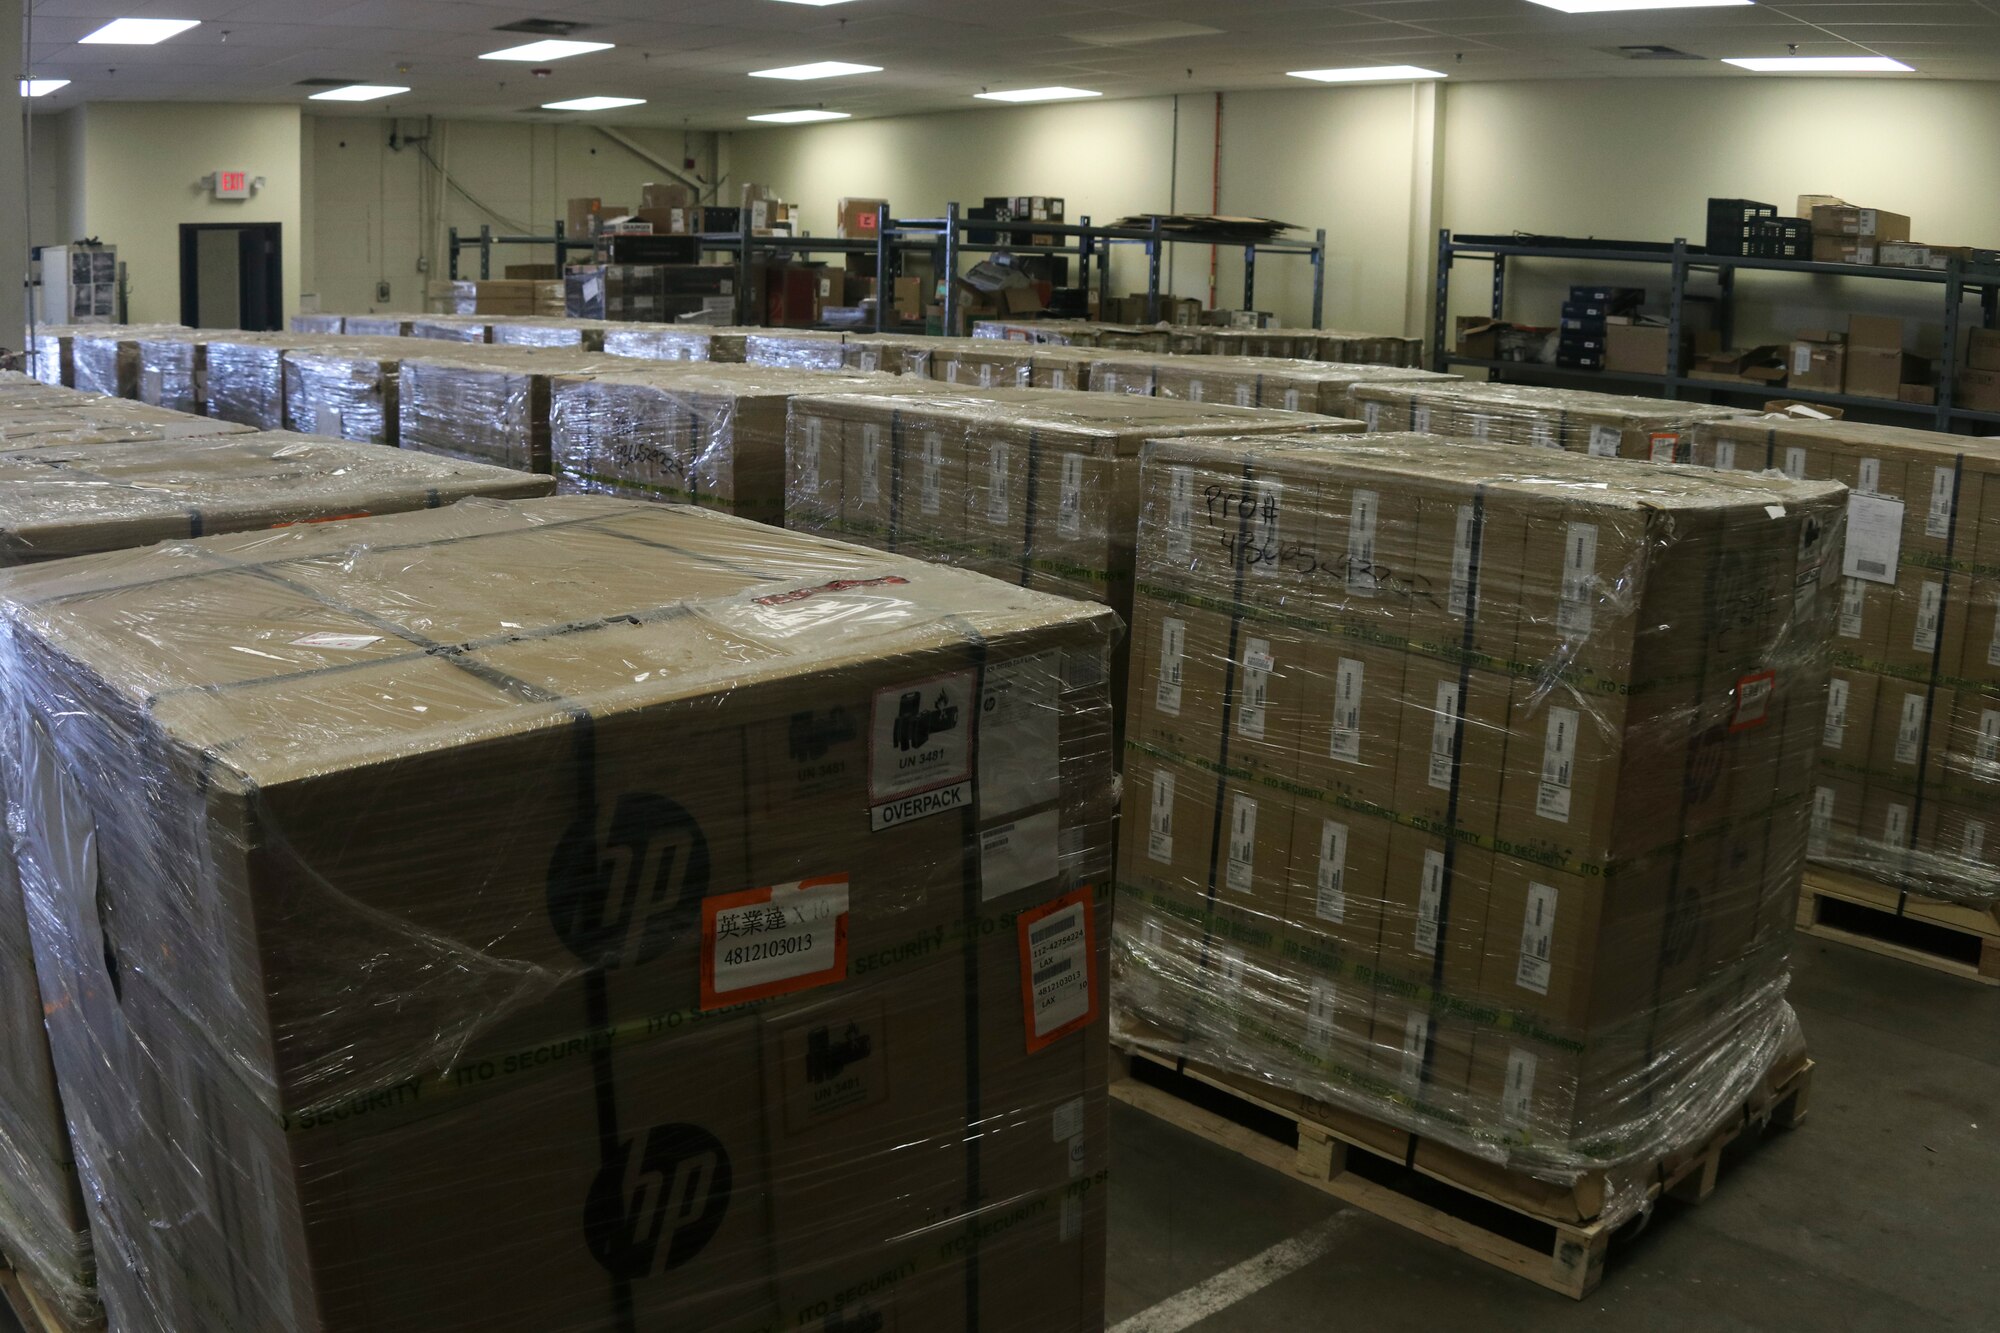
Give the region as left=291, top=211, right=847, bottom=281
left=1615, top=45, right=1704, bottom=61
left=494, top=18, right=591, bottom=36
left=295, top=77, right=366, bottom=87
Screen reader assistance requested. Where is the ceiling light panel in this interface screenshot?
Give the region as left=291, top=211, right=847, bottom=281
left=748, top=109, right=852, bottom=122
left=543, top=95, right=648, bottom=110
left=1287, top=66, right=1447, bottom=83
left=309, top=85, right=410, bottom=102
left=481, top=40, right=614, bottom=62
left=21, top=79, right=70, bottom=97
left=79, top=18, right=200, bottom=45
left=975, top=87, right=1103, bottom=103
left=1528, top=0, right=1750, bottom=12
left=750, top=61, right=883, bottom=80
left=1723, top=55, right=1913, bottom=71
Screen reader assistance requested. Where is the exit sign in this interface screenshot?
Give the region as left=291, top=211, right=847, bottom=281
left=213, top=170, right=250, bottom=200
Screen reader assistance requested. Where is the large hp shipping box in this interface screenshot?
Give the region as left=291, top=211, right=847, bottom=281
left=602, top=325, right=755, bottom=364
left=1088, top=353, right=1457, bottom=415
left=1692, top=415, right=2000, bottom=904
left=1113, top=433, right=1842, bottom=1196
left=0, top=496, right=1116, bottom=1332
left=1351, top=380, right=1752, bottom=462
left=70, top=326, right=192, bottom=399
left=398, top=349, right=620, bottom=473
left=0, top=437, right=551, bottom=1327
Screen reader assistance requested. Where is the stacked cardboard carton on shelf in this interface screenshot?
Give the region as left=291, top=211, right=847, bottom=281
left=1088, top=354, right=1457, bottom=416
left=1690, top=414, right=2000, bottom=906
left=0, top=496, right=1116, bottom=1333
left=0, top=427, right=551, bottom=1328
left=1349, top=380, right=1752, bottom=461
left=1809, top=202, right=1912, bottom=266
left=1113, top=432, right=1844, bottom=1198
left=549, top=363, right=918, bottom=523
left=1963, top=328, right=2000, bottom=414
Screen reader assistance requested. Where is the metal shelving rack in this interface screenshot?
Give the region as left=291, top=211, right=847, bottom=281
left=447, top=222, right=597, bottom=279
left=900, top=204, right=1328, bottom=334
left=692, top=203, right=927, bottom=333
left=1433, top=229, right=2000, bottom=432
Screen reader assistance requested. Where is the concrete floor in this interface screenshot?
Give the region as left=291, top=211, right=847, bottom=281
left=3, top=935, right=1992, bottom=1333
left=1107, top=936, right=2000, bottom=1332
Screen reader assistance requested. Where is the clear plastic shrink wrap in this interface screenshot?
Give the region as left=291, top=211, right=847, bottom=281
left=29, top=328, right=84, bottom=386
left=136, top=331, right=218, bottom=415
left=71, top=325, right=191, bottom=399
left=409, top=315, right=498, bottom=343
left=341, top=315, right=420, bottom=338
left=282, top=347, right=404, bottom=445
left=1352, top=380, right=1752, bottom=461
left=743, top=330, right=851, bottom=372
left=289, top=314, right=346, bottom=335
left=0, top=495, right=1117, bottom=1333
left=1692, top=414, right=2000, bottom=905
left=492, top=319, right=612, bottom=352
left=926, top=341, right=1099, bottom=392
left=1113, top=432, right=1843, bottom=1220
left=840, top=336, right=937, bottom=379
left=1087, top=354, right=1459, bottom=415
left=398, top=350, right=623, bottom=473
left=204, top=335, right=332, bottom=429
left=602, top=325, right=754, bottom=364
left=0, top=440, right=553, bottom=1325
left=550, top=364, right=912, bottom=523
left=0, top=376, right=258, bottom=447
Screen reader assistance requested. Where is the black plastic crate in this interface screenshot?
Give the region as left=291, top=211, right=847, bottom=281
left=1565, top=286, right=1644, bottom=314
left=1744, top=215, right=1809, bottom=260
left=1706, top=198, right=1778, bottom=256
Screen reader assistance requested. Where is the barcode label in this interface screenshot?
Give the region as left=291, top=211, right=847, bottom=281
left=1501, top=1049, right=1538, bottom=1126
left=1516, top=882, right=1557, bottom=996
left=1927, top=465, right=1956, bottom=539
left=1147, top=771, right=1175, bottom=863
left=1363, top=401, right=1383, bottom=431
left=985, top=444, right=1010, bottom=523
left=1824, top=677, right=1849, bottom=749
left=1330, top=657, right=1364, bottom=763
left=1428, top=680, right=1461, bottom=790
left=1305, top=981, right=1338, bottom=1053
left=1155, top=617, right=1186, bottom=716
left=1529, top=420, right=1558, bottom=450
left=1467, top=413, right=1495, bottom=441
left=1399, top=1011, right=1430, bottom=1095
left=1166, top=466, right=1194, bottom=560
left=1449, top=505, right=1477, bottom=618
left=1839, top=579, right=1866, bottom=639
left=1967, top=821, right=1989, bottom=860
left=1588, top=424, right=1620, bottom=458
left=1858, top=457, right=1881, bottom=495
left=860, top=425, right=884, bottom=504
left=921, top=432, right=944, bottom=516
left=1784, top=447, right=1807, bottom=480
left=1913, top=580, right=1943, bottom=652
left=1346, top=490, right=1380, bottom=596
left=1316, top=820, right=1348, bottom=924
left=799, top=419, right=822, bottom=493
left=1809, top=786, right=1836, bottom=857
left=1648, top=432, right=1680, bottom=464
left=1412, top=404, right=1433, bottom=433
left=1058, top=452, right=1085, bottom=539
left=1976, top=709, right=2000, bottom=766
left=1559, top=522, right=1599, bottom=636
left=1415, top=849, right=1446, bottom=956
left=1226, top=795, right=1259, bottom=894
left=1884, top=803, right=1911, bottom=845
left=1186, top=378, right=1205, bottom=402
left=1714, top=440, right=1737, bottom=471
left=1537, top=707, right=1579, bottom=822
left=1895, top=693, right=1926, bottom=765
left=1238, top=639, right=1273, bottom=741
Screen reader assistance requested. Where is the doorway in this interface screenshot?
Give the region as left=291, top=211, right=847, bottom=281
left=178, top=223, right=283, bottom=330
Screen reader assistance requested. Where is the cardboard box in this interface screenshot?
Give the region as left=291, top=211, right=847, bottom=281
left=2, top=496, right=1118, bottom=1333
left=1789, top=333, right=1846, bottom=393
left=1603, top=322, right=1675, bottom=376
left=837, top=197, right=891, bottom=239
left=1810, top=205, right=1912, bottom=242
left=1966, top=328, right=2000, bottom=373
left=1811, top=236, right=1876, bottom=265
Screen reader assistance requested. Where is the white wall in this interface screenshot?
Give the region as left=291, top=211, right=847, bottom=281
left=57, top=103, right=304, bottom=325
left=306, top=117, right=719, bottom=315
left=26, top=109, right=83, bottom=253
left=2, top=0, right=23, bottom=347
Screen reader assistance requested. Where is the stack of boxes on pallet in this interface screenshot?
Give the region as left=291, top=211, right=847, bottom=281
left=1089, top=354, right=1456, bottom=415
left=1, top=498, right=1116, bottom=1332
left=1349, top=379, right=1751, bottom=461
left=1691, top=416, right=2000, bottom=904
left=1556, top=286, right=1643, bottom=371
left=1113, top=432, right=1844, bottom=1173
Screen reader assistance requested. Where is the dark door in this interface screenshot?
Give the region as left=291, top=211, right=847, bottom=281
left=179, top=222, right=283, bottom=330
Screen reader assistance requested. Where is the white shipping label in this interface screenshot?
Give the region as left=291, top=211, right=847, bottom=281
left=1913, top=580, right=1943, bottom=653
left=1967, top=822, right=1989, bottom=860
left=1346, top=490, right=1380, bottom=596
left=1052, top=1096, right=1084, bottom=1144
left=1147, top=771, right=1176, bottom=864
left=1824, top=677, right=1850, bottom=749
left=1449, top=505, right=1478, bottom=618
left=1784, top=447, right=1808, bottom=481
left=1282, top=388, right=1302, bottom=411
left=1927, top=465, right=1957, bottom=539
left=1516, top=882, right=1557, bottom=996
left=1233, top=383, right=1254, bottom=407
left=921, top=432, right=944, bottom=517
left=1792, top=345, right=1813, bottom=377
left=1839, top=579, right=1867, bottom=640
left=1048, top=369, right=1069, bottom=390
left=1363, top=401, right=1384, bottom=431
left=946, top=361, right=962, bottom=385
left=1990, top=596, right=2000, bottom=668
left=860, top=425, right=884, bottom=504
left=1559, top=522, right=1599, bottom=637
left=867, top=672, right=975, bottom=829
left=1225, top=795, right=1259, bottom=894
left=1316, top=820, right=1349, bottom=925
left=985, top=445, right=1010, bottom=523
left=709, top=877, right=849, bottom=999
left=1895, top=693, right=1927, bottom=766
left=1305, top=981, right=1339, bottom=1053
left=1501, top=1049, right=1538, bottom=1127
left=1467, top=413, right=1495, bottom=441
left=1399, top=1012, right=1431, bottom=1095
left=1977, top=709, right=2000, bottom=767
left=1884, top=803, right=1911, bottom=845
left=1428, top=680, right=1461, bottom=790
left=981, top=810, right=1061, bottom=901
left=800, top=418, right=823, bottom=493
left=1186, top=378, right=1205, bottom=402
left=1138, top=916, right=1165, bottom=952
left=1588, top=424, right=1621, bottom=458
left=1648, top=432, right=1680, bottom=464
left=1412, top=404, right=1433, bottom=433
left=314, top=404, right=344, bottom=438
left=1859, top=208, right=1879, bottom=233
left=1026, top=900, right=1093, bottom=1040
left=1060, top=1193, right=1083, bottom=1242
left=1058, top=452, right=1086, bottom=539
left=141, top=366, right=164, bottom=403
left=1238, top=639, right=1274, bottom=741
left=1715, top=440, right=1738, bottom=471
left=1166, top=467, right=1195, bottom=561
left=1251, top=479, right=1283, bottom=575
left=859, top=350, right=881, bottom=372
left=1330, top=658, right=1365, bottom=763
left=979, top=364, right=996, bottom=387
left=979, top=653, right=1062, bottom=817
left=1809, top=786, right=1836, bottom=857
left=1414, top=849, right=1446, bottom=957
left=1858, top=458, right=1882, bottom=495
left=1529, top=420, right=1558, bottom=451
left=291, top=632, right=383, bottom=651
left=1155, top=617, right=1186, bottom=716
left=1537, top=706, right=1579, bottom=822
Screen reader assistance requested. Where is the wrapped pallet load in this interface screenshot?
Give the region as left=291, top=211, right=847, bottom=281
left=282, top=343, right=407, bottom=445
left=927, top=339, right=1099, bottom=391
left=743, top=329, right=850, bottom=372
left=70, top=325, right=193, bottom=399
left=289, top=313, right=345, bottom=335
left=1351, top=380, right=1752, bottom=460
left=341, top=314, right=419, bottom=338
left=398, top=348, right=621, bottom=473
left=550, top=363, right=916, bottom=522
left=1089, top=353, right=1458, bottom=414
left=0, top=496, right=1116, bottom=1333
left=1691, top=414, right=2000, bottom=908
left=1115, top=432, right=1842, bottom=1218
left=0, top=435, right=551, bottom=1328
left=602, top=324, right=755, bottom=364
left=491, top=318, right=613, bottom=352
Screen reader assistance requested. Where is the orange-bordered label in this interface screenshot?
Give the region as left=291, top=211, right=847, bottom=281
left=1017, top=886, right=1098, bottom=1054
left=1731, top=669, right=1777, bottom=732
left=700, top=874, right=850, bottom=1012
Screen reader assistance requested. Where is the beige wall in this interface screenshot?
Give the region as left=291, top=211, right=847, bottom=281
left=27, top=109, right=84, bottom=255
left=2, top=0, right=23, bottom=344
left=58, top=103, right=304, bottom=326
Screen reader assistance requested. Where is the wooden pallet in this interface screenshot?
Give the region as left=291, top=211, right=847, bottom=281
left=1111, top=1046, right=1811, bottom=1300
left=0, top=1262, right=93, bottom=1333
left=1796, top=867, right=2000, bottom=985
